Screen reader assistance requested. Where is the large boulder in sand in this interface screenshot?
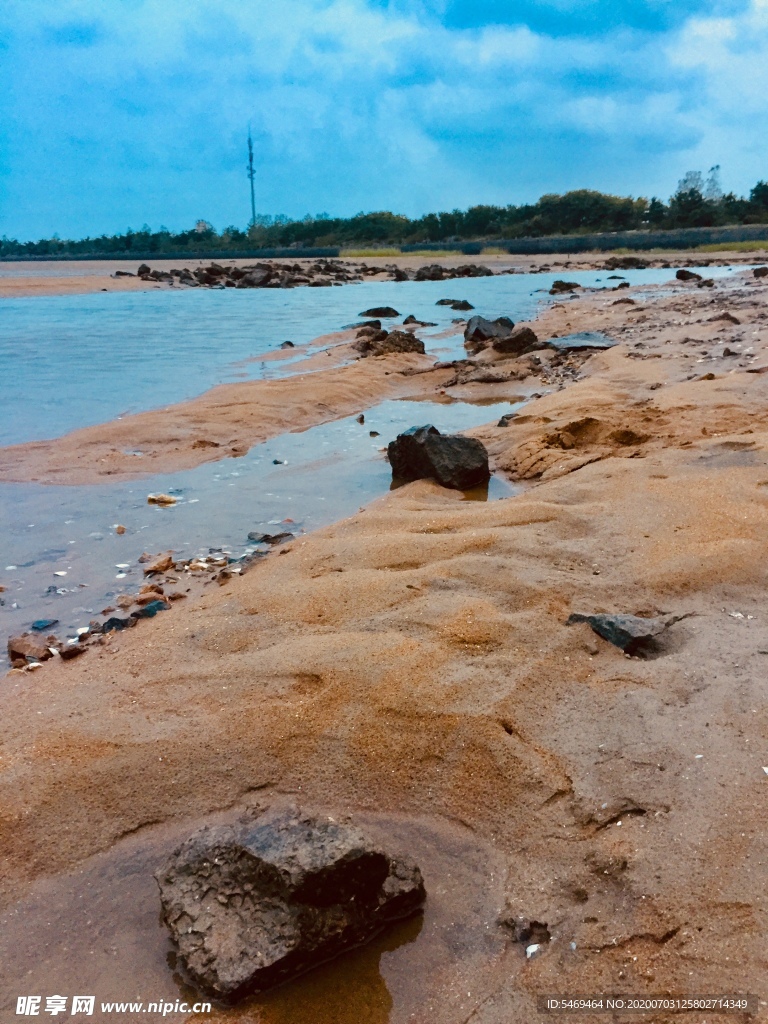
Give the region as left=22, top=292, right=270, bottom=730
left=155, top=808, right=425, bottom=1002
left=388, top=425, right=490, bottom=490
left=567, top=613, right=670, bottom=656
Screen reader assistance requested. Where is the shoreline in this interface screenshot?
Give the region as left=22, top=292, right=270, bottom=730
left=2, top=264, right=768, bottom=1019
left=0, top=249, right=763, bottom=299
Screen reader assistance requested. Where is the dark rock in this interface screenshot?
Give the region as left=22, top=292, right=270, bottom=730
left=603, top=256, right=649, bottom=270
left=548, top=331, right=617, bottom=350
left=497, top=413, right=517, bottom=427
left=113, top=270, right=135, bottom=278
left=613, top=298, right=636, bottom=305
left=247, top=531, right=294, bottom=545
left=549, top=280, right=581, bottom=294
left=155, top=808, right=426, bottom=1001
left=356, top=414, right=365, bottom=424
left=754, top=266, right=768, bottom=278
left=463, top=315, right=516, bottom=353
left=491, top=326, right=540, bottom=356
left=343, top=320, right=382, bottom=331
left=7, top=633, right=57, bottom=662
left=676, top=269, right=702, bottom=282
left=101, top=616, right=137, bottom=633
left=436, top=298, right=461, bottom=305
left=356, top=332, right=425, bottom=358
left=708, top=312, right=740, bottom=324
left=360, top=306, right=399, bottom=318
left=450, top=299, right=474, bottom=310
left=236, top=269, right=272, bottom=288
left=137, top=264, right=151, bottom=276
left=31, top=618, right=59, bottom=632
left=697, top=278, right=715, bottom=288
left=59, top=644, right=86, bottom=661
left=414, top=265, right=447, bottom=282
left=388, top=425, right=490, bottom=490
left=280, top=341, right=295, bottom=349
left=402, top=315, right=437, bottom=326
left=131, top=599, right=170, bottom=619
left=452, top=264, right=493, bottom=278
left=567, top=613, right=669, bottom=655
left=613, top=281, right=631, bottom=290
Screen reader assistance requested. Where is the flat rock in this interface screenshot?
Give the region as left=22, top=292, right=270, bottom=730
left=143, top=552, right=174, bottom=575
left=567, top=613, right=670, bottom=655
left=388, top=424, right=490, bottom=490
left=155, top=808, right=426, bottom=1002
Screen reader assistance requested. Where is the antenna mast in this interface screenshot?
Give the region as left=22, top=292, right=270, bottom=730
left=247, top=127, right=257, bottom=229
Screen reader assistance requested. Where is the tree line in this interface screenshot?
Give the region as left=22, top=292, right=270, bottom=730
left=2, top=170, right=767, bottom=257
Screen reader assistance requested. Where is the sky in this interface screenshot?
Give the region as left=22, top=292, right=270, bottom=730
left=0, top=0, right=767, bottom=240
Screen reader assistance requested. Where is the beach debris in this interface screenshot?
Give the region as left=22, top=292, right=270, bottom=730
left=155, top=807, right=426, bottom=1002
left=31, top=619, right=59, bottom=632
left=549, top=279, right=581, bottom=294
left=143, top=553, right=174, bottom=576
left=567, top=613, right=672, bottom=656
left=147, top=493, right=177, bottom=506
left=359, top=306, right=400, bottom=318
left=676, top=269, right=703, bottom=282
left=388, top=425, right=490, bottom=490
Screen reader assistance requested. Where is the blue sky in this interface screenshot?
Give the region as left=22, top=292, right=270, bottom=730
left=0, top=0, right=766, bottom=240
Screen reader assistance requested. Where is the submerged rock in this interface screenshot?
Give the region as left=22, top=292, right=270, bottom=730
left=359, top=306, right=399, bottom=318
left=549, top=279, right=581, bottom=294
left=388, top=425, right=490, bottom=490
left=155, top=808, right=426, bottom=1002
left=676, top=269, right=702, bottom=282
left=567, top=613, right=670, bottom=655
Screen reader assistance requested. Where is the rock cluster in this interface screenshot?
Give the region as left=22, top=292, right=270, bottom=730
left=388, top=425, right=490, bottom=490
left=128, top=261, right=498, bottom=290
left=155, top=808, right=426, bottom=1002
left=464, top=315, right=543, bottom=357
left=354, top=325, right=426, bottom=358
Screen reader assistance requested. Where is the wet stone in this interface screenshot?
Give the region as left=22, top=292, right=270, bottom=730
left=155, top=807, right=426, bottom=1002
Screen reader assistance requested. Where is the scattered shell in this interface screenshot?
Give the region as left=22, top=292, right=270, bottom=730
left=53, top=571, right=67, bottom=577
left=526, top=944, right=541, bottom=959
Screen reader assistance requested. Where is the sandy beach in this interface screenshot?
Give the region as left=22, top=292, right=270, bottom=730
left=2, top=262, right=768, bottom=1021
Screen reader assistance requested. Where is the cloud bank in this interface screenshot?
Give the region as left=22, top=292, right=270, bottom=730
left=0, top=0, right=765, bottom=239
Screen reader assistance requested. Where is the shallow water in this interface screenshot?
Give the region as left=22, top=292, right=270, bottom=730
left=0, top=266, right=738, bottom=446
left=0, top=398, right=519, bottom=643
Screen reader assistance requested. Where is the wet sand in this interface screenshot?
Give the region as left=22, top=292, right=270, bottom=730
left=2, top=267, right=768, bottom=1022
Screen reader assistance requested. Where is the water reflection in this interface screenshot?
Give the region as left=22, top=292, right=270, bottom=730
left=199, top=915, right=423, bottom=1024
